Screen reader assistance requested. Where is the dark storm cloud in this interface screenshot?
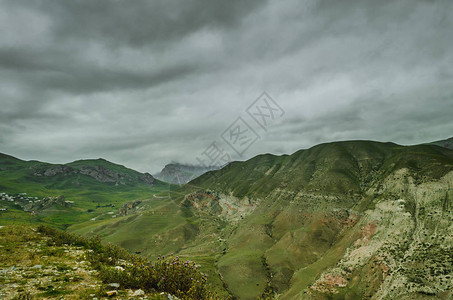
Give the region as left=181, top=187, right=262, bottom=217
left=0, top=53, right=199, bottom=94
left=0, top=0, right=265, bottom=94
left=0, top=0, right=452, bottom=173
left=7, top=0, right=264, bottom=44
left=48, top=0, right=266, bottom=46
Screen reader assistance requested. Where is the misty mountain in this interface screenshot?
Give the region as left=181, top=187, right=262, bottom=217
left=430, top=136, right=453, bottom=150
left=155, top=163, right=220, bottom=184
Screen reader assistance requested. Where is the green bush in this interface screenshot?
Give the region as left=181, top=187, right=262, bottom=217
left=97, top=255, right=212, bottom=298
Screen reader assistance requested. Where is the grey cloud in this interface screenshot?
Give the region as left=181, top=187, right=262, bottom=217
left=0, top=0, right=452, bottom=173
left=47, top=0, right=266, bottom=47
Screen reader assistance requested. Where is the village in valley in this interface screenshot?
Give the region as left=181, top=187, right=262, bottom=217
left=0, top=192, right=74, bottom=214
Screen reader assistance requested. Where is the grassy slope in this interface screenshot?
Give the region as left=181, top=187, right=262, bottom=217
left=191, top=141, right=453, bottom=197
left=0, top=154, right=169, bottom=228
left=206, top=142, right=453, bottom=299
left=208, top=141, right=450, bottom=298
left=68, top=194, right=231, bottom=298
left=70, top=141, right=453, bottom=299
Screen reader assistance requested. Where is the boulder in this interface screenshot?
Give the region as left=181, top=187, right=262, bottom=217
left=132, top=289, right=145, bottom=296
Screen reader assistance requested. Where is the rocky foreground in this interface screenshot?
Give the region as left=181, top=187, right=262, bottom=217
left=0, top=226, right=212, bottom=299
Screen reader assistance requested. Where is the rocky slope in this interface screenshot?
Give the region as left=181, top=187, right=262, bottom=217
left=0, top=226, right=105, bottom=299
left=68, top=140, right=453, bottom=299
left=0, top=225, right=214, bottom=299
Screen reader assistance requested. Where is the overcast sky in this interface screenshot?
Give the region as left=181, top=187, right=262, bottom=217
left=1, top=0, right=452, bottom=173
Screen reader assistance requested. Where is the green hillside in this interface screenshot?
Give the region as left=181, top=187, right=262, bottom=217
left=191, top=141, right=453, bottom=196
left=68, top=140, right=453, bottom=299
left=0, top=154, right=169, bottom=229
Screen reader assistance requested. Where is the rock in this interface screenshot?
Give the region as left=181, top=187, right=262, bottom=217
left=140, top=173, right=156, bottom=185
left=132, top=289, right=145, bottom=296
left=107, top=283, right=120, bottom=288
left=106, top=290, right=117, bottom=297
left=32, top=265, right=42, bottom=269
left=79, top=166, right=121, bottom=183
left=118, top=200, right=142, bottom=216
left=33, top=165, right=75, bottom=177
left=24, top=195, right=68, bottom=211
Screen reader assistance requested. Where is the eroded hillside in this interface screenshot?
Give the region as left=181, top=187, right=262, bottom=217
left=69, top=141, right=453, bottom=299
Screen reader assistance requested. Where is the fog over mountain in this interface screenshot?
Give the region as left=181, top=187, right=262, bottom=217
left=1, top=0, right=452, bottom=173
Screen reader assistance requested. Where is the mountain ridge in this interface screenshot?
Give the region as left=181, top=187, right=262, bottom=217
left=0, top=153, right=159, bottom=187
left=69, top=139, right=453, bottom=299
left=3, top=137, right=453, bottom=299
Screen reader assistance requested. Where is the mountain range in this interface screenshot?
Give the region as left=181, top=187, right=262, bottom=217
left=69, top=138, right=453, bottom=299
left=1, top=137, right=453, bottom=299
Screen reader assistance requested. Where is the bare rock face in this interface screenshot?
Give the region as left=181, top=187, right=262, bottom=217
left=140, top=173, right=155, bottom=185
left=182, top=190, right=258, bottom=223
left=34, top=165, right=75, bottom=177
left=33, top=164, right=121, bottom=182
left=79, top=166, right=123, bottom=183
left=298, top=169, right=453, bottom=299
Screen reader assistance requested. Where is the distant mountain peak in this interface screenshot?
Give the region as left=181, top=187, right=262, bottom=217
left=155, top=162, right=220, bottom=184
left=429, top=136, right=453, bottom=150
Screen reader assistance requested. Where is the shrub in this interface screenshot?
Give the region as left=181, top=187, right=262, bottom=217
left=12, top=291, right=33, bottom=300
left=37, top=225, right=219, bottom=299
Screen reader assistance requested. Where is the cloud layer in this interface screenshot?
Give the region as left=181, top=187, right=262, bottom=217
left=1, top=0, right=452, bottom=173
